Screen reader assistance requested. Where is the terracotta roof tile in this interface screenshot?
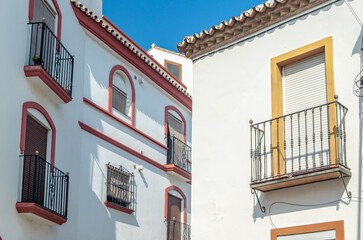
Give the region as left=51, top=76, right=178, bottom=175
left=70, top=0, right=191, bottom=98
left=177, top=0, right=329, bottom=59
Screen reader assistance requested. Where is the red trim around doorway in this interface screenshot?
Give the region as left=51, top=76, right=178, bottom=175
left=164, top=186, right=187, bottom=223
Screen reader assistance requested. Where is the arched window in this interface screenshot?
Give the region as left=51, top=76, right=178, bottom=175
left=108, top=65, right=135, bottom=126
left=20, top=101, right=56, bottom=166
left=164, top=186, right=187, bottom=223
left=164, top=106, right=186, bottom=142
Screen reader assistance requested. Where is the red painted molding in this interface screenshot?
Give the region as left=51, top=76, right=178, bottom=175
left=20, top=101, right=56, bottom=166
left=71, top=3, right=192, bottom=111
left=24, top=66, right=72, bottom=103
left=83, top=98, right=168, bottom=150
left=79, top=121, right=167, bottom=172
left=79, top=122, right=192, bottom=180
left=16, top=202, right=67, bottom=225
left=108, top=65, right=136, bottom=127
left=104, top=201, right=134, bottom=214
left=164, top=105, right=187, bottom=142
left=165, top=164, right=191, bottom=180
left=28, top=0, right=62, bottom=40
left=103, top=16, right=188, bottom=90
left=164, top=186, right=187, bottom=223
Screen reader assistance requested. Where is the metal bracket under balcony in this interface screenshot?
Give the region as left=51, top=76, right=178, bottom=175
left=249, top=100, right=351, bottom=192
left=24, top=22, right=74, bottom=104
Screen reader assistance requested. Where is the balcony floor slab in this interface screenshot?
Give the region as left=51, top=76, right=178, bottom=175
left=250, top=165, right=351, bottom=192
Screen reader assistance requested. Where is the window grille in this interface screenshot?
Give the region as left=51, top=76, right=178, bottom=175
left=106, top=164, right=134, bottom=211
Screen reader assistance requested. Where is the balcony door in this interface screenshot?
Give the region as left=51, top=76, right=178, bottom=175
left=30, top=0, right=56, bottom=73
left=282, top=52, right=329, bottom=173
left=167, top=113, right=184, bottom=166
left=22, top=115, right=48, bottom=205
left=167, top=194, right=182, bottom=240
left=33, top=0, right=56, bottom=31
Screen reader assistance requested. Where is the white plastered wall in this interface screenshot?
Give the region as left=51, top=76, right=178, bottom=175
left=191, top=0, right=363, bottom=239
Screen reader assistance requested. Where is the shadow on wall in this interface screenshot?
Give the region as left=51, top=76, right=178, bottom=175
left=252, top=178, right=351, bottom=225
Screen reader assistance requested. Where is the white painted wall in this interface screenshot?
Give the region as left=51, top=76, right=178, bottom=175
left=191, top=0, right=363, bottom=239
left=149, top=46, right=194, bottom=95
left=0, top=0, right=191, bottom=239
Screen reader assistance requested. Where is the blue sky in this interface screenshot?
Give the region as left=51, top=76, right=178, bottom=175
left=103, top=0, right=265, bottom=53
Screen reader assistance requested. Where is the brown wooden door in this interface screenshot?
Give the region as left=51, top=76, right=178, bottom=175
left=22, top=115, right=48, bottom=206
left=167, top=194, right=181, bottom=240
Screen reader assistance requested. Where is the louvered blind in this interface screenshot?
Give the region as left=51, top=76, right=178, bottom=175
left=33, top=0, right=56, bottom=32
left=283, top=53, right=327, bottom=115
left=282, top=53, right=329, bottom=172
left=112, top=86, right=127, bottom=115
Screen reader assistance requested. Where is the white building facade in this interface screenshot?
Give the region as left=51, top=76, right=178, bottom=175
left=178, top=0, right=363, bottom=239
left=0, top=1, right=192, bottom=240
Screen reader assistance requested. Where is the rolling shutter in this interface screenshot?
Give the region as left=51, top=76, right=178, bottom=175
left=283, top=53, right=327, bottom=115
left=282, top=53, right=329, bottom=173
left=167, top=113, right=184, bottom=141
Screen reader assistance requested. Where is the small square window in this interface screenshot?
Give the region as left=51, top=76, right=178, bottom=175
left=165, top=60, right=182, bottom=81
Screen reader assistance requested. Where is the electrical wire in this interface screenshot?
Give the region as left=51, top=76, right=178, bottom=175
left=268, top=196, right=354, bottom=228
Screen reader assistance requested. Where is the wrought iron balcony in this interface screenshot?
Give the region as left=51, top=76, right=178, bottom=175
left=17, top=155, right=69, bottom=224
left=25, top=22, right=74, bottom=103
left=167, top=136, right=192, bottom=174
left=250, top=100, right=351, bottom=191
left=166, top=219, right=191, bottom=240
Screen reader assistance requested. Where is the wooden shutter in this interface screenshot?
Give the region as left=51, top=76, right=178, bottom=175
left=167, top=113, right=184, bottom=141
left=167, top=194, right=182, bottom=240
left=112, top=86, right=127, bottom=115
left=22, top=115, right=48, bottom=205
left=282, top=53, right=329, bottom=172
left=24, top=115, right=48, bottom=158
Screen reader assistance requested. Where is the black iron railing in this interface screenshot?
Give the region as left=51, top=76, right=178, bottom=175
left=167, top=136, right=192, bottom=173
left=21, top=155, right=69, bottom=218
left=250, top=101, right=348, bottom=182
left=27, top=22, right=74, bottom=96
left=167, top=219, right=191, bottom=240
left=106, top=164, right=135, bottom=211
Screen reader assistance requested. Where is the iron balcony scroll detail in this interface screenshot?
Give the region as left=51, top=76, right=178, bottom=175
left=20, top=155, right=69, bottom=218
left=27, top=22, right=74, bottom=96
left=250, top=101, right=348, bottom=183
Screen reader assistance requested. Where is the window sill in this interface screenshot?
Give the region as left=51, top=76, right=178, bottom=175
left=104, top=201, right=134, bottom=214
left=16, top=202, right=67, bottom=225
left=24, top=65, right=72, bottom=104
left=165, top=164, right=191, bottom=181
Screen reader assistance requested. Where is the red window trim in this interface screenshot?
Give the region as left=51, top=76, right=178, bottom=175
left=164, top=186, right=187, bottom=223
left=78, top=121, right=192, bottom=180
left=104, top=201, right=134, bottom=214
left=165, top=105, right=187, bottom=142
left=28, top=0, right=62, bottom=40
left=20, top=101, right=56, bottom=166
left=108, top=65, right=136, bottom=127
left=70, top=3, right=192, bottom=111
left=84, top=98, right=168, bottom=150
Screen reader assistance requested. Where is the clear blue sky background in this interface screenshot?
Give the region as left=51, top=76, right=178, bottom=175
left=102, top=0, right=265, bottom=53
